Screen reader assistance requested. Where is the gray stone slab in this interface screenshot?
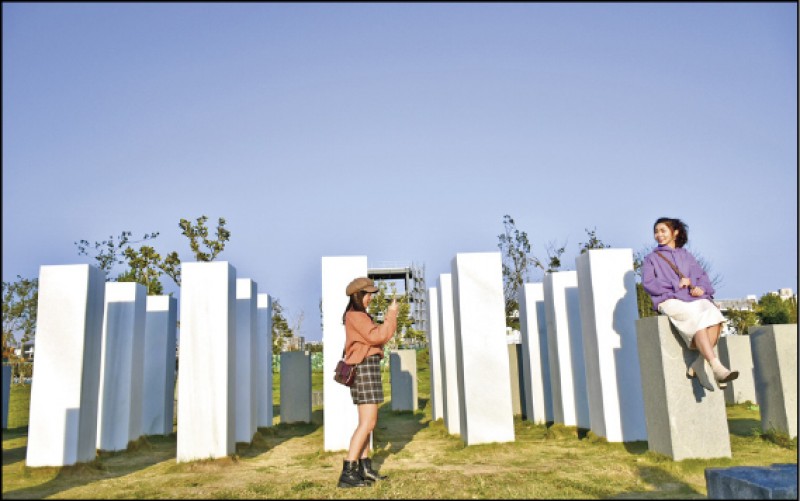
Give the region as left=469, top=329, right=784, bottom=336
left=749, top=324, right=797, bottom=438
left=280, top=351, right=311, bottom=424
left=2, top=365, right=11, bottom=429
left=705, top=463, right=798, bottom=499
left=390, top=350, right=418, bottom=411
left=718, top=335, right=757, bottom=405
left=636, top=316, right=731, bottom=460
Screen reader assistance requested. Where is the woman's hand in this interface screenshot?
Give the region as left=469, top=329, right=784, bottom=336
left=679, top=278, right=692, bottom=289
left=690, top=286, right=704, bottom=297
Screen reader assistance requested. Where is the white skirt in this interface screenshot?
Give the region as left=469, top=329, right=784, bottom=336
left=657, top=298, right=727, bottom=348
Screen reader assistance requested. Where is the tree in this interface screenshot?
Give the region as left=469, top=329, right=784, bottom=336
left=76, top=230, right=176, bottom=294
left=271, top=298, right=294, bottom=354
left=578, top=227, right=610, bottom=254
left=756, top=293, right=797, bottom=325
left=497, top=215, right=536, bottom=327
left=179, top=215, right=230, bottom=262
left=367, top=281, right=422, bottom=349
left=724, top=308, right=759, bottom=335
left=1, top=276, right=38, bottom=360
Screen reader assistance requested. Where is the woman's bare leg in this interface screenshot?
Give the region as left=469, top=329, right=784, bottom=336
left=346, top=404, right=377, bottom=461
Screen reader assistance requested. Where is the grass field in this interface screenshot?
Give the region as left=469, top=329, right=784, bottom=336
left=2, top=352, right=797, bottom=499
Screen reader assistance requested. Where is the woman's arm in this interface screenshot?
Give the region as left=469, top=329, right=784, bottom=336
left=347, top=309, right=398, bottom=346
left=685, top=251, right=715, bottom=296
left=642, top=254, right=676, bottom=296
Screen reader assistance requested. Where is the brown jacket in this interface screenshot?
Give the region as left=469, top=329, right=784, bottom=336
left=344, top=309, right=398, bottom=364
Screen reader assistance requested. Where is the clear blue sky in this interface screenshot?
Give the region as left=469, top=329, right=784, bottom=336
left=3, top=3, right=797, bottom=342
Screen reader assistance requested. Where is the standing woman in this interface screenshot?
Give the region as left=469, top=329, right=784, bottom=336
left=642, top=217, right=738, bottom=390
left=337, top=277, right=399, bottom=488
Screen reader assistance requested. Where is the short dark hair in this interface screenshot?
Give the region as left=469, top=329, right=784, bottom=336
left=654, top=217, right=689, bottom=248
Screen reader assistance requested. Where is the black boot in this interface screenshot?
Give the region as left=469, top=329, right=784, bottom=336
left=338, top=460, right=368, bottom=488
left=359, top=457, right=388, bottom=482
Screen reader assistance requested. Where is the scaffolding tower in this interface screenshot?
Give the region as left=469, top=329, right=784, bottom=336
left=367, top=261, right=427, bottom=347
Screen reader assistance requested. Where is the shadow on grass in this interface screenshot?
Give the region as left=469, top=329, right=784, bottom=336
left=4, top=408, right=325, bottom=499
left=727, top=416, right=762, bottom=438
left=370, top=397, right=430, bottom=470
left=4, top=435, right=177, bottom=499
left=3, top=426, right=29, bottom=467
left=238, top=408, right=323, bottom=459
left=615, top=465, right=704, bottom=499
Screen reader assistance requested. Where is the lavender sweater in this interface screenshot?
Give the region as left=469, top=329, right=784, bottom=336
left=642, top=245, right=715, bottom=311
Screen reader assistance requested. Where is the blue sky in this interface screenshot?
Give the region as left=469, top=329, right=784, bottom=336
left=3, top=3, right=797, bottom=342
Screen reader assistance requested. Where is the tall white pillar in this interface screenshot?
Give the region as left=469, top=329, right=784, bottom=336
left=96, top=282, right=146, bottom=451
left=426, top=287, right=444, bottom=421
left=256, top=293, right=274, bottom=428
left=322, top=256, right=367, bottom=451
left=142, top=295, right=177, bottom=436
left=576, top=249, right=646, bottom=442
left=451, top=252, right=515, bottom=445
left=437, top=274, right=461, bottom=436
left=518, top=282, right=553, bottom=425
left=235, top=278, right=258, bottom=444
left=26, top=264, right=105, bottom=467
left=544, top=270, right=590, bottom=429
left=176, top=262, right=236, bottom=462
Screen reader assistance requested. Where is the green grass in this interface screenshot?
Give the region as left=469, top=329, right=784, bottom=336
left=3, top=351, right=797, bottom=499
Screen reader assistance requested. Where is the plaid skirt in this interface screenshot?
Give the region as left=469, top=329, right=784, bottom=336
left=350, top=354, right=384, bottom=405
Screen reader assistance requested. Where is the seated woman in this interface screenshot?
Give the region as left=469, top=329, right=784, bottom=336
left=642, top=217, right=738, bottom=390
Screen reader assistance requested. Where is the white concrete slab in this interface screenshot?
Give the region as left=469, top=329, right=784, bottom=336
left=437, top=274, right=461, bottom=436
left=142, top=295, right=177, bottom=436
left=26, top=264, right=105, bottom=467
left=451, top=252, right=515, bottom=445
left=322, top=256, right=367, bottom=451
left=576, top=249, right=647, bottom=442
left=518, top=282, right=553, bottom=425
left=176, top=261, right=236, bottom=462
left=543, top=271, right=590, bottom=429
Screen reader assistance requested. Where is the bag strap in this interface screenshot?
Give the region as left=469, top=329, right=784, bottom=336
left=655, top=251, right=685, bottom=279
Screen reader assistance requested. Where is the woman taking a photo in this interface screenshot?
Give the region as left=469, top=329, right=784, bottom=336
left=642, top=217, right=738, bottom=390
left=337, top=277, right=398, bottom=488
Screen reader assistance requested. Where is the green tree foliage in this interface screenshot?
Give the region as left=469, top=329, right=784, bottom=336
left=578, top=227, right=610, bottom=254
left=756, top=293, right=797, bottom=325
left=368, top=281, right=422, bottom=348
left=497, top=215, right=536, bottom=327
left=725, top=308, right=759, bottom=335
left=179, top=215, right=230, bottom=262
left=76, top=230, right=177, bottom=294
left=1, top=276, right=38, bottom=359
left=271, top=298, right=294, bottom=355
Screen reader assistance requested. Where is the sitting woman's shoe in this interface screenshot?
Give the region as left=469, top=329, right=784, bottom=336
left=686, top=355, right=714, bottom=391
left=711, top=363, right=739, bottom=390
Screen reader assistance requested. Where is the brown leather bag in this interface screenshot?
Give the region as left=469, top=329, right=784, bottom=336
left=333, top=348, right=357, bottom=387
